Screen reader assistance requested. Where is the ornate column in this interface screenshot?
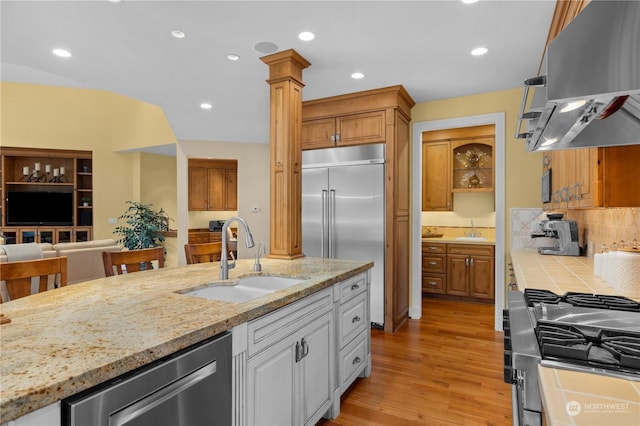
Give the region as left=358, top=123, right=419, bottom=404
left=261, top=49, right=311, bottom=259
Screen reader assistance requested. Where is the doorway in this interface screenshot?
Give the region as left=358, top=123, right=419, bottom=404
left=411, top=113, right=505, bottom=331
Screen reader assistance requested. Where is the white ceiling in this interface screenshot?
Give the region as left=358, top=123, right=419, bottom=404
left=1, top=0, right=555, bottom=154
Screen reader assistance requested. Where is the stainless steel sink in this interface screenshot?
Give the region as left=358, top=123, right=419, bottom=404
left=455, top=236, right=487, bottom=241
left=182, top=276, right=305, bottom=303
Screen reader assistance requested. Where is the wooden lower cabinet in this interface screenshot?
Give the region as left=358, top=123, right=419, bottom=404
left=422, top=242, right=495, bottom=302
left=421, top=242, right=446, bottom=294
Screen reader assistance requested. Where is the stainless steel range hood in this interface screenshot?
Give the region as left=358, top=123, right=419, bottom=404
left=516, top=1, right=640, bottom=151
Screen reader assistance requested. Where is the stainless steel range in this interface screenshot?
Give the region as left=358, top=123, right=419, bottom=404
left=503, top=289, right=640, bottom=426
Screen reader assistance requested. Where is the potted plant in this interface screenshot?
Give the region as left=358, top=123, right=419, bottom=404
left=113, top=201, right=172, bottom=251
left=81, top=197, right=91, bottom=207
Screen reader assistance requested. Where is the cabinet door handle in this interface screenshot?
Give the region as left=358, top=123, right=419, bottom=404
left=350, top=283, right=360, bottom=291
left=470, top=258, right=474, bottom=267
left=352, top=315, right=361, bottom=323
left=330, top=134, right=336, bottom=143
left=428, top=246, right=438, bottom=251
left=295, top=341, right=302, bottom=363
left=335, top=133, right=341, bottom=143
left=301, top=338, right=309, bottom=359
left=352, top=356, right=362, bottom=365
left=465, top=258, right=469, bottom=267
left=427, top=281, right=437, bottom=286
left=428, top=261, right=437, bottom=266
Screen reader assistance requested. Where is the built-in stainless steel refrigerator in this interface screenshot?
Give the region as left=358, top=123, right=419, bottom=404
left=302, top=144, right=385, bottom=327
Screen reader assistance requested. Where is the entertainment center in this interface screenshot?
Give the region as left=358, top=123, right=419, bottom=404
left=0, top=147, right=93, bottom=244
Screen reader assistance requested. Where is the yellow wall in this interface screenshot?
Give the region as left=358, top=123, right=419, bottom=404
left=412, top=88, right=543, bottom=237
left=1, top=82, right=177, bottom=249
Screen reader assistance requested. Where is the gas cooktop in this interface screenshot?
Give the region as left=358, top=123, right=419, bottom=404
left=524, top=289, right=640, bottom=312
left=522, top=289, right=640, bottom=379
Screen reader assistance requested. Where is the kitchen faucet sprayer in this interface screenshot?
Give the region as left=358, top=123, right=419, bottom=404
left=220, top=217, right=255, bottom=280
left=254, top=241, right=266, bottom=272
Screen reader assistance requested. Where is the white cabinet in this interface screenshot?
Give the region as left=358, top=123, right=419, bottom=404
left=245, top=287, right=335, bottom=426
left=232, top=270, right=371, bottom=426
left=334, top=272, right=371, bottom=398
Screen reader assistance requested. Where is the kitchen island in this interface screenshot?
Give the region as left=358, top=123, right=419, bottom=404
left=510, top=250, right=640, bottom=426
left=0, top=257, right=372, bottom=424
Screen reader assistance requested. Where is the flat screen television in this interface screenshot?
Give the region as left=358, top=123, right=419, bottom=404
left=6, top=191, right=74, bottom=226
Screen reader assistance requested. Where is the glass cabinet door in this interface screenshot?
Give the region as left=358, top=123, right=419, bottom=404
left=57, top=229, right=73, bottom=243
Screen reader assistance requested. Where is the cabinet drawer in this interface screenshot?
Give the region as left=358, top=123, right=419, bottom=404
left=338, top=291, right=367, bottom=348
left=422, top=275, right=445, bottom=294
left=422, top=242, right=446, bottom=254
left=422, top=255, right=445, bottom=273
left=338, top=272, right=367, bottom=302
left=447, top=244, right=494, bottom=257
left=339, top=329, right=368, bottom=394
left=247, top=287, right=333, bottom=358
left=188, top=233, right=210, bottom=244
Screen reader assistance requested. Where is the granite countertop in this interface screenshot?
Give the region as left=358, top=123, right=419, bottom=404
left=0, top=257, right=372, bottom=422
left=510, top=250, right=640, bottom=426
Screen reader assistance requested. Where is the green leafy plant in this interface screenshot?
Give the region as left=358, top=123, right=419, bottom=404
left=114, top=201, right=172, bottom=250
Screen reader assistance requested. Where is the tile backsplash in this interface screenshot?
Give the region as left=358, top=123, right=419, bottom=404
left=510, top=207, right=640, bottom=256
left=564, top=208, right=640, bottom=254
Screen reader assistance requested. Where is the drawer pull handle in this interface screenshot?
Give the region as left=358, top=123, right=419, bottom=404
left=352, top=356, right=362, bottom=365
left=428, top=261, right=437, bottom=266
left=428, top=246, right=438, bottom=251
left=352, top=315, right=361, bottom=323
left=428, top=281, right=437, bottom=286
left=350, top=284, right=360, bottom=291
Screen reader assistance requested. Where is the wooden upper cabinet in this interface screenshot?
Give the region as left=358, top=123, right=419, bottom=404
left=301, top=110, right=385, bottom=150
left=422, top=141, right=451, bottom=211
left=422, top=124, right=495, bottom=211
left=544, top=145, right=640, bottom=210
left=188, top=159, right=238, bottom=211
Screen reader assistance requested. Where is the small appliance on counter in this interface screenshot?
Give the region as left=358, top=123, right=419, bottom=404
left=208, top=220, right=225, bottom=232
left=530, top=214, right=581, bottom=256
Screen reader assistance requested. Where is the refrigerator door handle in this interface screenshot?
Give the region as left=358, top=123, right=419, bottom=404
left=329, top=189, right=336, bottom=258
left=321, top=189, right=328, bottom=258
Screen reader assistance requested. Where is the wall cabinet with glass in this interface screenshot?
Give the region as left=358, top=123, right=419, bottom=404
left=188, top=159, right=238, bottom=211
left=0, top=147, right=93, bottom=244
left=422, top=125, right=495, bottom=212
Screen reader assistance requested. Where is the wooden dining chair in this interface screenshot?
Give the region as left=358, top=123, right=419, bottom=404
left=102, top=247, right=164, bottom=277
left=0, top=256, right=67, bottom=303
left=184, top=242, right=223, bottom=264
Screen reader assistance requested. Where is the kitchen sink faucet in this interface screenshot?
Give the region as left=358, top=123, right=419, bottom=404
left=220, top=217, right=255, bottom=280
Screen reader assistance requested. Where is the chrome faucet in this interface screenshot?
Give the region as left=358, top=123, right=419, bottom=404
left=470, top=219, right=475, bottom=237
left=220, top=217, right=255, bottom=280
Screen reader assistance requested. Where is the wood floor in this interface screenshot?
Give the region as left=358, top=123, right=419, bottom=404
left=319, top=298, right=513, bottom=426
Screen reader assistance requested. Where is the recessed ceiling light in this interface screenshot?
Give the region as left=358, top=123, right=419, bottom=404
left=52, top=49, right=71, bottom=58
left=108, top=0, right=123, bottom=3
left=171, top=30, right=186, bottom=39
left=471, top=47, right=488, bottom=56
left=227, top=54, right=240, bottom=61
left=200, top=103, right=213, bottom=110
left=351, top=72, right=365, bottom=80
left=560, top=100, right=587, bottom=113
left=462, top=0, right=479, bottom=4
left=298, top=31, right=315, bottom=41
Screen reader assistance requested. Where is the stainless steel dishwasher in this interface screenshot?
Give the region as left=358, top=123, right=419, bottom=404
left=63, top=332, right=231, bottom=426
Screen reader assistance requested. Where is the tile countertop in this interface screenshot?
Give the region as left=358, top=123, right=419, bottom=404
left=510, top=250, right=640, bottom=426
left=0, top=257, right=372, bottom=423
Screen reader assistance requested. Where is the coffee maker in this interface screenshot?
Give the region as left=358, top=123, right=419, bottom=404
left=531, top=215, right=581, bottom=256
